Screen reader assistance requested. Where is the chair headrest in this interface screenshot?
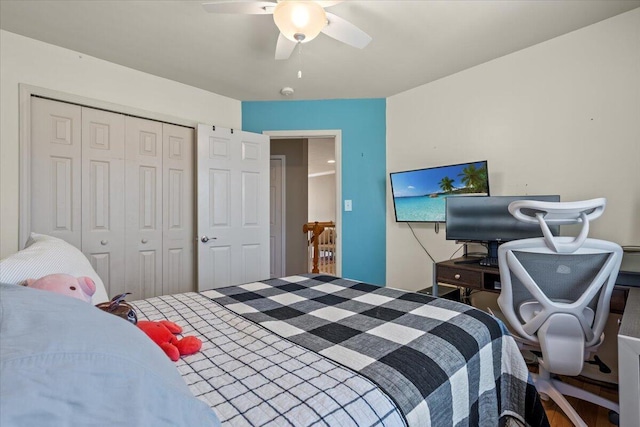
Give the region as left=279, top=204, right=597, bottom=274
left=508, top=198, right=606, bottom=253
left=508, top=198, right=606, bottom=226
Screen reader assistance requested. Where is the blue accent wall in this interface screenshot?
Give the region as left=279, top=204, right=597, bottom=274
left=242, top=99, right=386, bottom=285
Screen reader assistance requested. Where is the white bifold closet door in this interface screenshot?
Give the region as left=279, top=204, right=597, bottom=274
left=124, top=118, right=194, bottom=299
left=125, top=116, right=163, bottom=300
left=162, top=124, right=194, bottom=295
left=30, top=99, right=82, bottom=249
left=30, top=97, right=194, bottom=300
left=81, top=107, right=126, bottom=297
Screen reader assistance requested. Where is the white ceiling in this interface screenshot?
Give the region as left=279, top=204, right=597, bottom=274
left=1, top=1, right=638, bottom=101
left=308, top=138, right=336, bottom=176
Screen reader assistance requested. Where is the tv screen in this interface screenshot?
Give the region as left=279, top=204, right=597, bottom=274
left=390, top=160, right=489, bottom=222
left=445, top=195, right=561, bottom=242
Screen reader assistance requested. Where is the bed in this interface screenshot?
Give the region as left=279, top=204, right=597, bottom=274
left=0, top=234, right=548, bottom=426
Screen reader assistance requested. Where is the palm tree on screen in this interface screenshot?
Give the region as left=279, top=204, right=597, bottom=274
left=439, top=176, right=455, bottom=193
left=458, top=164, right=488, bottom=193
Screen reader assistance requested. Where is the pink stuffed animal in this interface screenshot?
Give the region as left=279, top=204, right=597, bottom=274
left=25, top=273, right=96, bottom=303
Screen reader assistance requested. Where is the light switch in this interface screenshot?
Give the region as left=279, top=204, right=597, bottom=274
left=344, top=200, right=352, bottom=211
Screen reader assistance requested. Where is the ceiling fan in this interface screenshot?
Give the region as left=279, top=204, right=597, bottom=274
left=202, top=0, right=372, bottom=60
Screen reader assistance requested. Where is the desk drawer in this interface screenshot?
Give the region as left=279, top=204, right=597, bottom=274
left=437, top=265, right=482, bottom=288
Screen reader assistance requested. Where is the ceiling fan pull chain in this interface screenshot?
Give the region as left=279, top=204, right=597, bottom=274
left=298, top=42, right=303, bottom=79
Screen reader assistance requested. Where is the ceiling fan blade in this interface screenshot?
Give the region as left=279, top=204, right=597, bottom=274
left=275, top=32, right=297, bottom=60
left=316, top=1, right=343, bottom=8
left=322, top=12, right=371, bottom=49
left=202, top=1, right=276, bottom=15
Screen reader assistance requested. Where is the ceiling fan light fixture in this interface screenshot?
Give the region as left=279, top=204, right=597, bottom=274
left=273, top=0, right=327, bottom=43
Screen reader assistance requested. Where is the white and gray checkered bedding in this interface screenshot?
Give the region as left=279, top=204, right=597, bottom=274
left=132, top=290, right=404, bottom=426
left=132, top=274, right=548, bottom=427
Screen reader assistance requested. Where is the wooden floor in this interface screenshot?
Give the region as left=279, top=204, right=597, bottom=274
left=528, top=366, right=619, bottom=426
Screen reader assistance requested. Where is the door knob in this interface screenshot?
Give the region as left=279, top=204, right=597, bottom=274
left=201, top=236, right=216, bottom=243
left=141, top=239, right=148, bottom=244
left=101, top=240, right=108, bottom=246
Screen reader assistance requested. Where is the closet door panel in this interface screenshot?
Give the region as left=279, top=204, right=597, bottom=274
left=163, top=124, right=195, bottom=295
left=30, top=98, right=82, bottom=248
left=81, top=107, right=125, bottom=298
left=125, top=116, right=163, bottom=300
left=30, top=98, right=195, bottom=299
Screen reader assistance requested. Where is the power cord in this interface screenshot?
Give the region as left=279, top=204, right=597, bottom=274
left=406, top=222, right=436, bottom=264
left=449, top=245, right=464, bottom=260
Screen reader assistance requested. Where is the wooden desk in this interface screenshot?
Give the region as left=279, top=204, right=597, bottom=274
left=436, top=256, right=628, bottom=314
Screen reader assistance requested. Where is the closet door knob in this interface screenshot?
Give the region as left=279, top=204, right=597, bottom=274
left=201, top=236, right=217, bottom=243
left=101, top=240, right=108, bottom=246
left=141, top=239, right=148, bottom=244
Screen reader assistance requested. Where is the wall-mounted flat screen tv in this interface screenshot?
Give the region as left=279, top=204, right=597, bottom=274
left=390, top=160, right=489, bottom=222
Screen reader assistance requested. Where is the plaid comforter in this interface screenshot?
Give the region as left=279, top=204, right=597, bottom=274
left=132, top=274, right=547, bottom=426
left=203, top=274, right=547, bottom=427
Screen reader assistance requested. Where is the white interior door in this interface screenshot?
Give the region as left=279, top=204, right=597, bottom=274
left=196, top=125, right=269, bottom=291
left=81, top=107, right=126, bottom=297
left=270, top=156, right=285, bottom=278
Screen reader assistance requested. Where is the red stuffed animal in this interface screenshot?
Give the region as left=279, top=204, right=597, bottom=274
left=137, top=320, right=202, bottom=361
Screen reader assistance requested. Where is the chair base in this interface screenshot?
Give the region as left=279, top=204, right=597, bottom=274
left=533, top=369, right=619, bottom=427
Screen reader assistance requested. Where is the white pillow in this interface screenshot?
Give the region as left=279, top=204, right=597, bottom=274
left=0, top=233, right=109, bottom=304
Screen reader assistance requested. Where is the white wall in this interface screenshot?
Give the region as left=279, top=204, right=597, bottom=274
left=386, top=9, right=640, bottom=291
left=309, top=173, right=336, bottom=222
left=0, top=30, right=241, bottom=258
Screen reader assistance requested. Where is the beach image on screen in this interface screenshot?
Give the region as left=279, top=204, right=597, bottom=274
left=391, top=161, right=489, bottom=222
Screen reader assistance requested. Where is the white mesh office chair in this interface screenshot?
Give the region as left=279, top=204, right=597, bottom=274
left=497, top=198, right=623, bottom=427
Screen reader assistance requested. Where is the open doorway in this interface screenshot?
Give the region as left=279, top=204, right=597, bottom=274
left=307, top=139, right=337, bottom=275
left=266, top=130, right=342, bottom=278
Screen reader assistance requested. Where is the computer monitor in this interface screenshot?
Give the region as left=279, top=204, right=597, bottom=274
left=445, top=195, right=561, bottom=262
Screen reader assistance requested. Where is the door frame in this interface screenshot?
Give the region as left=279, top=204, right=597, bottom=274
left=270, top=155, right=286, bottom=277
left=263, top=130, right=342, bottom=277
left=18, top=84, right=197, bottom=249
